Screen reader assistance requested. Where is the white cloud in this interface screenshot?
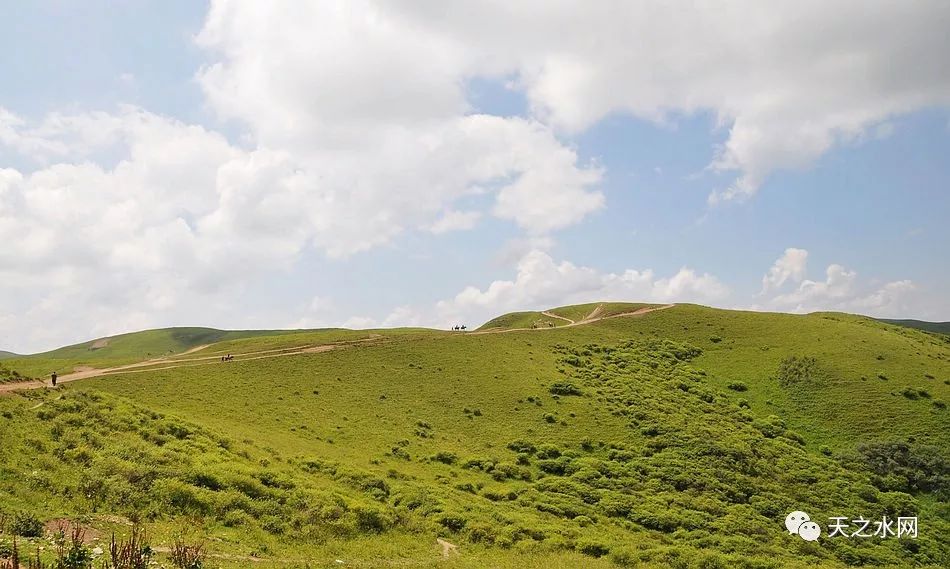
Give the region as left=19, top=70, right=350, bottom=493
left=4, top=1, right=949, bottom=350
left=761, top=248, right=809, bottom=293
left=377, top=250, right=729, bottom=329
left=426, top=210, right=482, bottom=234
left=761, top=249, right=920, bottom=317
left=359, top=0, right=950, bottom=202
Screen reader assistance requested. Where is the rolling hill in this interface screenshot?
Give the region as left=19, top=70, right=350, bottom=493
left=0, top=326, right=298, bottom=378
left=0, top=303, right=947, bottom=568
left=880, top=318, right=950, bottom=336
left=0, top=351, right=17, bottom=361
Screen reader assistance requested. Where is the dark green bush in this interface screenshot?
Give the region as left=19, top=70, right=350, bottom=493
left=578, top=539, right=610, bottom=557
left=549, top=382, right=583, bottom=396
left=430, top=451, right=457, bottom=465
left=854, top=441, right=949, bottom=496
left=10, top=511, right=43, bottom=537
left=726, top=381, right=748, bottom=392
left=506, top=439, right=536, bottom=454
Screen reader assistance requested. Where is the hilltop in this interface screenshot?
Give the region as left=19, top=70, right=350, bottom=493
left=0, top=303, right=947, bottom=568
left=0, top=351, right=17, bottom=361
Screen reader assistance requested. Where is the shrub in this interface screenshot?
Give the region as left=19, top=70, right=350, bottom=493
left=353, top=505, right=393, bottom=533
left=855, top=441, right=949, bottom=496
left=438, top=515, right=467, bottom=532
left=430, top=451, right=457, bottom=465
left=104, top=526, right=153, bottom=569
left=578, top=539, right=610, bottom=557
left=506, top=439, right=537, bottom=454
left=549, top=382, right=583, bottom=396
left=900, top=386, right=920, bottom=400
left=775, top=356, right=820, bottom=386
left=726, top=381, right=748, bottom=392
left=170, top=539, right=204, bottom=569
left=536, top=444, right=561, bottom=459
left=10, top=511, right=43, bottom=537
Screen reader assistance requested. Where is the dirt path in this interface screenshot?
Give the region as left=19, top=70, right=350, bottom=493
left=541, top=310, right=575, bottom=325
left=474, top=303, right=675, bottom=335
left=1, top=306, right=672, bottom=394
left=0, top=338, right=382, bottom=394
left=436, top=538, right=459, bottom=559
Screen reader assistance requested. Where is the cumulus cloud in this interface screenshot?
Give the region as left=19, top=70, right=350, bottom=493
left=194, top=0, right=950, bottom=211
left=761, top=248, right=809, bottom=293
left=761, top=250, right=919, bottom=316
left=4, top=1, right=948, bottom=350
left=371, top=250, right=729, bottom=329
left=372, top=0, right=949, bottom=201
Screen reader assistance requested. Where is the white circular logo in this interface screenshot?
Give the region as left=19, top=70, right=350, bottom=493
left=785, top=510, right=810, bottom=534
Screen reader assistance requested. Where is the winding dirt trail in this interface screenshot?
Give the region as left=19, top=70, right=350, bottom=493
left=474, top=303, right=675, bottom=335
left=1, top=305, right=674, bottom=394
left=0, top=337, right=382, bottom=394
left=541, top=310, right=575, bottom=325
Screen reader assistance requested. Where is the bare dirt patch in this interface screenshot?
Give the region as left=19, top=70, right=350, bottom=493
left=44, top=519, right=102, bottom=544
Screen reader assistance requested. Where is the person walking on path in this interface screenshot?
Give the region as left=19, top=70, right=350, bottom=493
left=51, top=371, right=57, bottom=387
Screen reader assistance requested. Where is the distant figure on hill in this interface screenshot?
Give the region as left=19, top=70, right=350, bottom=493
left=460, top=325, right=467, bottom=330
left=51, top=371, right=57, bottom=386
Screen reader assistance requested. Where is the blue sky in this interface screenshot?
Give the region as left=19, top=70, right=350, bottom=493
left=1, top=1, right=948, bottom=353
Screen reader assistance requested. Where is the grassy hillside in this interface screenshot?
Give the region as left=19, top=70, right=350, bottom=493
left=547, top=302, right=659, bottom=323
left=2, top=327, right=297, bottom=378
left=0, top=351, right=17, bottom=361
left=880, top=318, right=950, bottom=336
left=0, top=304, right=948, bottom=568
left=476, top=302, right=660, bottom=331
left=477, top=311, right=570, bottom=330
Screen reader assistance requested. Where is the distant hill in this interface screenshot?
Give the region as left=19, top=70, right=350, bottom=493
left=3, top=326, right=297, bottom=376
left=880, top=318, right=950, bottom=335
left=0, top=350, right=18, bottom=360
left=477, top=301, right=659, bottom=330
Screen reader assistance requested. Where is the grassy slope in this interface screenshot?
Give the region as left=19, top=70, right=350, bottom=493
left=2, top=326, right=299, bottom=378
left=0, top=304, right=948, bottom=567
left=476, top=302, right=659, bottom=331
left=477, top=311, right=569, bottom=330
left=547, top=302, right=658, bottom=322
left=0, top=351, right=17, bottom=361
left=880, top=318, right=950, bottom=336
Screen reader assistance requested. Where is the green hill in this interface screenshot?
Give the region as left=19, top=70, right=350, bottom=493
left=2, top=326, right=297, bottom=377
left=880, top=318, right=950, bottom=336
left=476, top=302, right=659, bottom=331
left=0, top=304, right=947, bottom=567
left=0, top=351, right=17, bottom=360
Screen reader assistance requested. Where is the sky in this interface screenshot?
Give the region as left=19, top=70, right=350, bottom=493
left=1, top=0, right=949, bottom=354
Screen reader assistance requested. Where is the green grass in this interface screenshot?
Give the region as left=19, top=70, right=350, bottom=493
left=547, top=302, right=658, bottom=323
left=0, top=351, right=17, bottom=361
left=0, top=303, right=948, bottom=567
left=477, top=311, right=569, bottom=330
left=2, top=327, right=303, bottom=378
left=880, top=318, right=950, bottom=336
